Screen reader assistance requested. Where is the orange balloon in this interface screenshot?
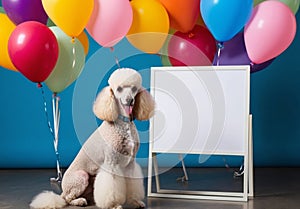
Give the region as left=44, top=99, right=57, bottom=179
left=159, top=0, right=200, bottom=33
left=127, top=0, right=169, bottom=54
left=0, top=13, right=17, bottom=71
left=77, top=30, right=89, bottom=55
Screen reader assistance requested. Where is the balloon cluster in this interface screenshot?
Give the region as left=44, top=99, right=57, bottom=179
left=164, top=0, right=297, bottom=73
left=0, top=0, right=298, bottom=90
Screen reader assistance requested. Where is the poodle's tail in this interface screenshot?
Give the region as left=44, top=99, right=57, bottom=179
left=30, top=191, right=67, bottom=209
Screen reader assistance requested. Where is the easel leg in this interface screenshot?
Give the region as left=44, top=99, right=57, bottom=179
left=176, top=154, right=189, bottom=182
left=152, top=153, right=161, bottom=192
left=248, top=114, right=254, bottom=198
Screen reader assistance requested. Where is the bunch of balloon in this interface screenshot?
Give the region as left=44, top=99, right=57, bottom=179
left=2, top=0, right=92, bottom=184
left=244, top=1, right=297, bottom=68
left=201, top=0, right=253, bottom=66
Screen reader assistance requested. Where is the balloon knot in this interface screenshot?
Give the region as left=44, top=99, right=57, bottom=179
left=37, top=83, right=42, bottom=88
left=71, top=37, right=75, bottom=44
left=110, top=47, right=114, bottom=52
left=188, top=32, right=195, bottom=38
left=217, top=42, right=224, bottom=49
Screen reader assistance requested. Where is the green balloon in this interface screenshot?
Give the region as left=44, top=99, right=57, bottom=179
left=254, top=0, right=265, bottom=6
left=47, top=18, right=56, bottom=27
left=45, top=26, right=85, bottom=93
left=159, top=30, right=175, bottom=66
left=0, top=7, right=5, bottom=14
left=279, top=0, right=299, bottom=14
left=254, top=0, right=299, bottom=14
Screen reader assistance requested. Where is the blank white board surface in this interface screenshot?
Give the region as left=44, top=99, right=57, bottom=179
left=150, top=66, right=250, bottom=156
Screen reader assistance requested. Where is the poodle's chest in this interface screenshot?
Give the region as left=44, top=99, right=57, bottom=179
left=101, top=121, right=139, bottom=166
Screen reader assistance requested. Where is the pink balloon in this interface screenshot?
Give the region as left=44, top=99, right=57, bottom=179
left=86, top=0, right=133, bottom=47
left=244, top=1, right=296, bottom=64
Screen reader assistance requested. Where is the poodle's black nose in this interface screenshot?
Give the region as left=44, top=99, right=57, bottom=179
left=126, top=98, right=134, bottom=106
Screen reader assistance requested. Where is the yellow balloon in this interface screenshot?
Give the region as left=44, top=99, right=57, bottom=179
left=42, top=0, right=94, bottom=37
left=77, top=30, right=89, bottom=55
left=127, top=0, right=169, bottom=54
left=0, top=13, right=17, bottom=71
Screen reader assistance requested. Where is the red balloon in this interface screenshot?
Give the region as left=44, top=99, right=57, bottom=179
left=8, top=21, right=59, bottom=83
left=168, top=25, right=216, bottom=66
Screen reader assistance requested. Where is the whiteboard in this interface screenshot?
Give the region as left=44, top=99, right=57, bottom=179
left=150, top=66, right=250, bottom=156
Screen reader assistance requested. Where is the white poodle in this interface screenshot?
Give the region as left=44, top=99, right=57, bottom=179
left=30, top=68, right=155, bottom=209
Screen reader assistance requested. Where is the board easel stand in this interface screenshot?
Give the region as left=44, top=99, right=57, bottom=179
left=147, top=66, right=254, bottom=202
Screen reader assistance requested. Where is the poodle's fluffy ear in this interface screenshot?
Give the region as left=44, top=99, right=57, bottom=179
left=93, top=86, right=118, bottom=122
left=133, top=89, right=155, bottom=121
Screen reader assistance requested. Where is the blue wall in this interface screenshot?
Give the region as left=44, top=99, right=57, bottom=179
left=0, top=8, right=299, bottom=168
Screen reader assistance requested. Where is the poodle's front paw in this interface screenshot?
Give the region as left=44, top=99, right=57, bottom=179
left=136, top=200, right=146, bottom=208
left=129, top=200, right=145, bottom=209
left=69, top=197, right=87, bottom=206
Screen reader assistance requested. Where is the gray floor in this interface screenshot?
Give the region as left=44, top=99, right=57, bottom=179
left=0, top=167, right=300, bottom=209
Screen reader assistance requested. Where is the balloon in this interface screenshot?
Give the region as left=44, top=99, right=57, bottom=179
left=158, top=0, right=200, bottom=33
left=276, top=0, right=300, bottom=14
left=254, top=0, right=264, bottom=6
left=244, top=1, right=296, bottom=64
left=0, top=13, right=17, bottom=71
left=77, top=30, right=89, bottom=55
left=42, top=0, right=94, bottom=37
left=45, top=27, right=85, bottom=93
left=86, top=0, right=132, bottom=47
left=200, top=0, right=253, bottom=42
left=0, top=7, right=5, bottom=13
left=2, top=0, right=48, bottom=25
left=255, top=0, right=300, bottom=14
left=168, top=25, right=216, bottom=66
left=212, top=32, right=275, bottom=73
left=127, top=0, right=169, bottom=54
left=8, top=21, right=59, bottom=83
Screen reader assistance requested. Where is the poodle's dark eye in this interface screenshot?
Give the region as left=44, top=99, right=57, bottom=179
left=132, top=86, right=137, bottom=93
left=117, top=86, right=123, bottom=92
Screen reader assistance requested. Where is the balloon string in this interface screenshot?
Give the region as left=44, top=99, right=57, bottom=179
left=110, top=47, right=121, bottom=68
left=38, top=83, right=54, bottom=138
left=39, top=84, right=63, bottom=183
left=51, top=93, right=62, bottom=182
left=216, top=42, right=224, bottom=66
left=72, top=43, right=76, bottom=69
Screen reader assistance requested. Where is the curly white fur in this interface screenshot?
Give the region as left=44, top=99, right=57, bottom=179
left=30, top=68, right=155, bottom=209
left=30, top=191, right=66, bottom=209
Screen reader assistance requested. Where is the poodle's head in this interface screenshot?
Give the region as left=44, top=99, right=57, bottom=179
left=93, top=68, right=155, bottom=122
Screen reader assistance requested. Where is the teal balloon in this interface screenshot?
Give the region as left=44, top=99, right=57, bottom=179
left=200, top=0, right=253, bottom=42
left=45, top=26, right=85, bottom=93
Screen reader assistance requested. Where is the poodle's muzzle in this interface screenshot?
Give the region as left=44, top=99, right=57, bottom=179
left=114, top=85, right=139, bottom=116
